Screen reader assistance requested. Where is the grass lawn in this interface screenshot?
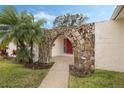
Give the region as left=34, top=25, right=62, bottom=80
left=0, top=59, right=49, bottom=88
left=69, top=69, right=124, bottom=88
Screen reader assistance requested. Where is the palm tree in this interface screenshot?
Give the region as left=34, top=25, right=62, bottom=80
left=0, top=6, right=31, bottom=62
left=26, top=15, right=46, bottom=63
left=0, top=6, right=46, bottom=63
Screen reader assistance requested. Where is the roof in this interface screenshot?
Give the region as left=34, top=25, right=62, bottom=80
left=111, top=5, right=124, bottom=20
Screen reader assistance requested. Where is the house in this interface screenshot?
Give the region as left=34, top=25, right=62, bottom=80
left=52, top=5, right=124, bottom=72
left=95, top=5, right=124, bottom=72
left=4, top=5, right=124, bottom=72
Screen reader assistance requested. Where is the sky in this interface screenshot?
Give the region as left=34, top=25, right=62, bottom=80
left=0, top=5, right=116, bottom=28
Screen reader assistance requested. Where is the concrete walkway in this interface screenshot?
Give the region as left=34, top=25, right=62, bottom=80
left=39, top=56, right=73, bottom=88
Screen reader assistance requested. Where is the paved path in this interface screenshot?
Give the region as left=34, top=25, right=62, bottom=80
left=39, top=56, right=73, bottom=88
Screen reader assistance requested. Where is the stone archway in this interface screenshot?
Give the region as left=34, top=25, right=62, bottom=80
left=39, top=23, right=95, bottom=75
left=51, top=34, right=74, bottom=56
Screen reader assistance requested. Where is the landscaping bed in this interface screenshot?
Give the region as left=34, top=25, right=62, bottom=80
left=0, top=60, right=49, bottom=88
left=69, top=69, right=124, bottom=88
left=69, top=64, right=94, bottom=77
left=25, top=62, right=54, bottom=69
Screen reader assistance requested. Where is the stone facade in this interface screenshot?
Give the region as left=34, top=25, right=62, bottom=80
left=39, top=23, right=95, bottom=75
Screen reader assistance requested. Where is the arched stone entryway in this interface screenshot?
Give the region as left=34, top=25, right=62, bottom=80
left=51, top=35, right=74, bottom=65
left=39, top=23, right=95, bottom=75
left=51, top=35, right=74, bottom=56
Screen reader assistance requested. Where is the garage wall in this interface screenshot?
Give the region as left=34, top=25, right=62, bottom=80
left=95, top=19, right=124, bottom=72
left=52, top=36, right=64, bottom=57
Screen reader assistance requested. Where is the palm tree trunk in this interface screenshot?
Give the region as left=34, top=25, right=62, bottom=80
left=38, top=44, right=51, bottom=63
left=17, top=40, right=26, bottom=63
left=29, top=41, right=33, bottom=63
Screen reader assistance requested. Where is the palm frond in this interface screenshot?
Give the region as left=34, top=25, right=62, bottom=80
left=0, top=30, right=13, bottom=50
left=0, top=6, right=18, bottom=25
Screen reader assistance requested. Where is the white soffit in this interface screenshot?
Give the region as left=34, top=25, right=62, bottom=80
left=111, top=5, right=124, bottom=20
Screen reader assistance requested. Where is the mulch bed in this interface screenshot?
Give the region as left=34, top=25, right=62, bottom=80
left=25, top=62, right=54, bottom=69
left=69, top=65, right=94, bottom=77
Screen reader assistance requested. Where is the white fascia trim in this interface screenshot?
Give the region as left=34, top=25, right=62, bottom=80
left=111, top=5, right=124, bottom=20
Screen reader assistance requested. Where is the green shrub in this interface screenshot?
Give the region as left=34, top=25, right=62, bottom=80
left=16, top=48, right=30, bottom=63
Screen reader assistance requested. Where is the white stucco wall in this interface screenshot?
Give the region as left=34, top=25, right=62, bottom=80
left=6, top=41, right=38, bottom=61
left=52, top=36, right=64, bottom=57
left=95, top=19, right=124, bottom=72
left=6, top=42, right=16, bottom=57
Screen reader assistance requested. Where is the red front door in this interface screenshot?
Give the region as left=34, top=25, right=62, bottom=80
left=66, top=39, right=73, bottom=54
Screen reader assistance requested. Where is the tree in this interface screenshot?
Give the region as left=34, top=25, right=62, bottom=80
left=0, top=25, right=9, bottom=56
left=38, top=31, right=51, bottom=63
left=53, top=13, right=88, bottom=28
left=26, top=15, right=46, bottom=63
left=0, top=6, right=46, bottom=63
left=0, top=7, right=34, bottom=63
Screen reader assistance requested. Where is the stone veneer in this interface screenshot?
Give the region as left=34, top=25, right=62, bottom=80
left=39, top=23, right=95, bottom=74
